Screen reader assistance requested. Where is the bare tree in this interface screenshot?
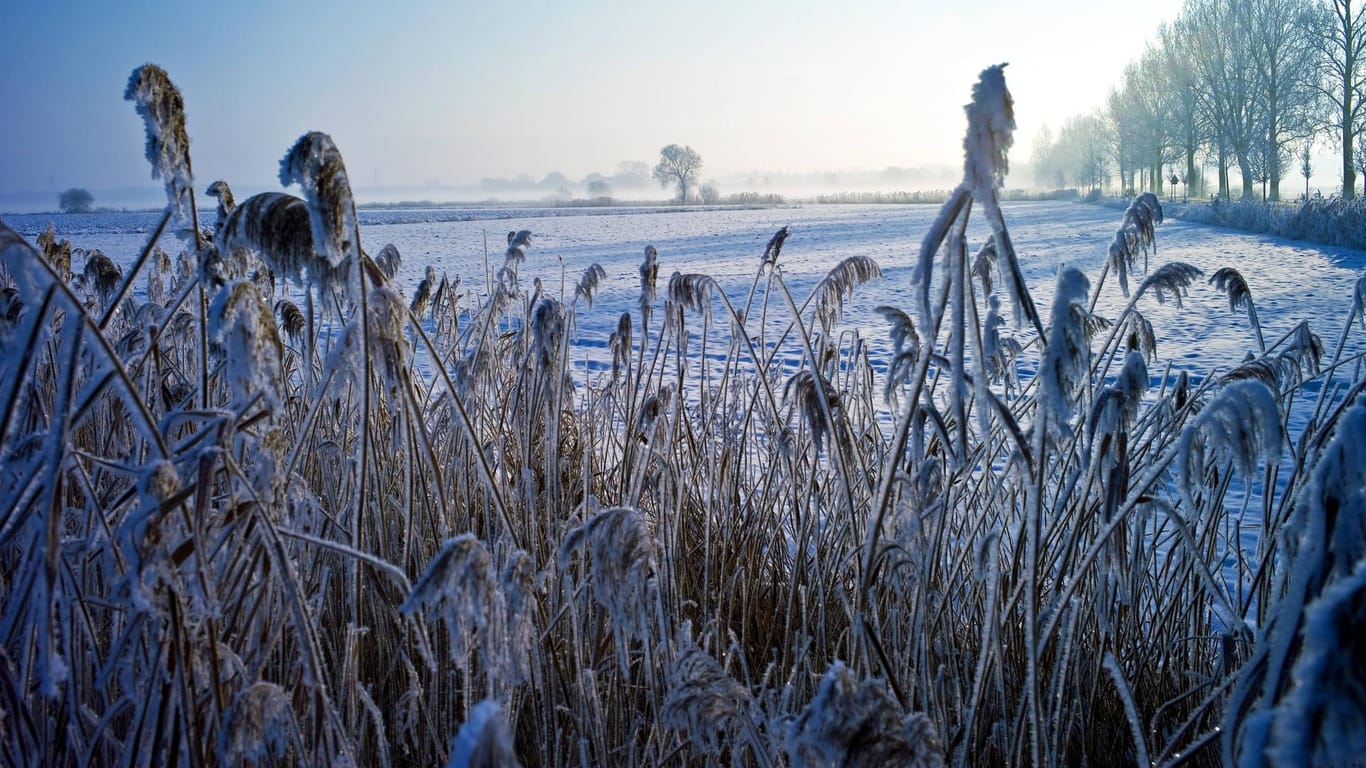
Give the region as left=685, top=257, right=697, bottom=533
left=1300, top=140, right=1314, bottom=199
left=1161, top=19, right=1211, bottom=198
left=699, top=181, right=721, bottom=204
left=1029, top=124, right=1062, bottom=189
left=1305, top=0, right=1366, bottom=199
left=652, top=144, right=703, bottom=204
left=1188, top=0, right=1259, bottom=199
left=1247, top=0, right=1321, bottom=201
left=1065, top=114, right=1113, bottom=192
left=587, top=179, right=612, bottom=201
left=1110, top=49, right=1177, bottom=194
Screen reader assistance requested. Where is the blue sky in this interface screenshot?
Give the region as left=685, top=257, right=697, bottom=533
left=1, top=0, right=1183, bottom=200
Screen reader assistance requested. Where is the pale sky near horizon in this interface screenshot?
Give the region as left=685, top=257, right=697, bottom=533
left=1, top=0, right=1186, bottom=198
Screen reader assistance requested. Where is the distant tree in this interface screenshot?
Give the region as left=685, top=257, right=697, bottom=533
left=1186, top=0, right=1259, bottom=199
left=652, top=144, right=703, bottom=203
left=539, top=171, right=572, bottom=190
left=1248, top=139, right=1282, bottom=201
left=1304, top=0, right=1366, bottom=199
left=587, top=179, right=612, bottom=200
left=699, top=180, right=721, bottom=204
left=612, top=161, right=651, bottom=189
left=1246, top=0, right=1320, bottom=201
left=1301, top=141, right=1314, bottom=198
left=1029, top=124, right=1061, bottom=188
left=58, top=187, right=94, bottom=213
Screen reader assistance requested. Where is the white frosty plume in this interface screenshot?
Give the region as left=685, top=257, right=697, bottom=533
left=1269, top=557, right=1366, bottom=768
left=402, top=533, right=500, bottom=661
left=125, top=65, right=194, bottom=219
left=1177, top=379, right=1283, bottom=499
left=279, top=132, right=360, bottom=274
left=209, top=281, right=283, bottom=414
left=1035, top=266, right=1092, bottom=443
left=219, top=682, right=298, bottom=765
left=660, top=623, right=752, bottom=756
left=447, top=700, right=520, bottom=768
left=963, top=63, right=1014, bottom=199
left=558, top=506, right=658, bottom=642
left=787, top=661, right=943, bottom=768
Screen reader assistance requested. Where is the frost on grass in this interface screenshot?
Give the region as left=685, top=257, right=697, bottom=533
left=787, top=662, right=943, bottom=768
left=219, top=682, right=298, bottom=766
left=660, top=623, right=752, bottom=756
left=1268, top=557, right=1366, bottom=768
left=403, top=533, right=500, bottom=662
left=558, top=506, right=658, bottom=642
left=1035, top=266, right=1092, bottom=445
left=447, top=700, right=520, bottom=768
left=962, top=63, right=1014, bottom=200
left=280, top=132, right=360, bottom=289
left=209, top=281, right=283, bottom=414
left=125, top=64, right=194, bottom=219
left=1177, top=379, right=1283, bottom=501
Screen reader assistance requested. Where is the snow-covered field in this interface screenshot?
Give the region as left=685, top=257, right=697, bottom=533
left=13, top=199, right=1365, bottom=422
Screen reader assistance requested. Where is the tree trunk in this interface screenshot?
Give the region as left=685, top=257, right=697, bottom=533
left=1217, top=146, right=1230, bottom=199
left=1345, top=103, right=1357, bottom=200
left=1237, top=148, right=1255, bottom=200
left=1186, top=149, right=1197, bottom=200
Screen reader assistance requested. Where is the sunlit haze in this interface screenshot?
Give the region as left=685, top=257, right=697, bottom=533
left=1, top=0, right=1184, bottom=208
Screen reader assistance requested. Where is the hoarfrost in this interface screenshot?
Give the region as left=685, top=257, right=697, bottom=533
left=447, top=699, right=520, bottom=768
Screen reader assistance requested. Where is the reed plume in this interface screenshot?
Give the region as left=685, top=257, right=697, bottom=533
left=530, top=297, right=566, bottom=369
left=275, top=298, right=306, bottom=343
left=558, top=506, right=658, bottom=641
left=667, top=272, right=716, bottom=324
left=209, top=281, right=283, bottom=413
left=785, top=369, right=841, bottom=456
left=375, top=243, right=402, bottom=280
left=206, top=179, right=236, bottom=242
left=1210, top=266, right=1265, bottom=352
left=1267, top=558, right=1366, bottom=767
left=787, top=662, right=943, bottom=768
left=219, top=682, right=299, bottom=766
left=661, top=624, right=753, bottom=756
left=402, top=534, right=500, bottom=661
left=1178, top=379, right=1283, bottom=496
left=447, top=700, right=521, bottom=768
left=811, top=255, right=882, bottom=333
left=1036, top=266, right=1092, bottom=443
left=412, top=265, right=438, bottom=318
left=280, top=132, right=361, bottom=294
left=1136, top=262, right=1203, bottom=306
left=640, top=244, right=659, bottom=316
left=36, top=224, right=72, bottom=282
left=83, top=250, right=123, bottom=302
left=962, top=63, right=1013, bottom=199
left=219, top=192, right=320, bottom=288
left=125, top=65, right=195, bottom=220
left=763, top=225, right=790, bottom=265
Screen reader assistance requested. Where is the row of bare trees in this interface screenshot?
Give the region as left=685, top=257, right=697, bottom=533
left=1034, top=0, right=1366, bottom=202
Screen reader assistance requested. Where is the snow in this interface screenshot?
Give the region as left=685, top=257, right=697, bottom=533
left=7, top=200, right=1365, bottom=425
